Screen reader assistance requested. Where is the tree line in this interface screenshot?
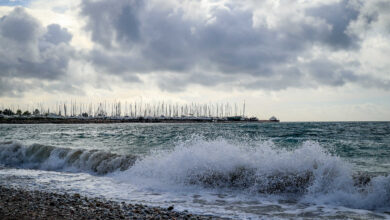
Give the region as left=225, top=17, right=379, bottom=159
left=0, top=108, right=40, bottom=116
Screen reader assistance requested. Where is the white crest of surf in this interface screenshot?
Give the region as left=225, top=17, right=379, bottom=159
left=115, top=138, right=350, bottom=191
left=2, top=138, right=389, bottom=211
left=114, top=137, right=390, bottom=211
left=0, top=142, right=136, bottom=174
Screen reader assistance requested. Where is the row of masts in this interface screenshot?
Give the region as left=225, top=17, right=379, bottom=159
left=1, top=101, right=248, bottom=118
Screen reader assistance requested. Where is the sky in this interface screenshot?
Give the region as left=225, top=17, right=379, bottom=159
left=0, top=0, right=389, bottom=121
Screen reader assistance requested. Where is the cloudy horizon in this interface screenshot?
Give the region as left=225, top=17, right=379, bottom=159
left=0, top=0, right=389, bottom=121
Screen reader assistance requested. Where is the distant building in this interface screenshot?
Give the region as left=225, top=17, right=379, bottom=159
left=269, top=116, right=279, bottom=122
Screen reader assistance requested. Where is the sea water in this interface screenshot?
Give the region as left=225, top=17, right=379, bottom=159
left=0, top=122, right=389, bottom=219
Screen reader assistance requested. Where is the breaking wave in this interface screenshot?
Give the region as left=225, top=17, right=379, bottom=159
left=0, top=142, right=136, bottom=174
left=118, top=139, right=352, bottom=193
left=116, top=138, right=390, bottom=210
left=1, top=138, right=390, bottom=210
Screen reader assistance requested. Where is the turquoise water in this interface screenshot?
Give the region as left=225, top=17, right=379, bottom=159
left=1, top=122, right=389, bottom=172
left=1, top=122, right=390, bottom=219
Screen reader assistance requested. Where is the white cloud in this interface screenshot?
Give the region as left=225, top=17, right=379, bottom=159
left=0, top=0, right=389, bottom=120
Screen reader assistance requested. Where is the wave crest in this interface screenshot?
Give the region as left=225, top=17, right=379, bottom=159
left=118, top=139, right=350, bottom=193
left=114, top=138, right=390, bottom=210
left=2, top=138, right=390, bottom=210
left=0, top=142, right=136, bottom=174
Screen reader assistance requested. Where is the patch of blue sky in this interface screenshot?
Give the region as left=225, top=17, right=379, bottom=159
left=0, top=0, right=32, bottom=6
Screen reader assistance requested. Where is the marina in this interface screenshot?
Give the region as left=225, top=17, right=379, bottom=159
left=0, top=101, right=279, bottom=123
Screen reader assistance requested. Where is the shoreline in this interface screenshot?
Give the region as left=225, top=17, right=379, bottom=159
left=0, top=185, right=224, bottom=219
left=0, top=116, right=279, bottom=124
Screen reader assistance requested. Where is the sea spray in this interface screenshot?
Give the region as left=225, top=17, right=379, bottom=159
left=302, top=173, right=390, bottom=210
left=2, top=138, right=390, bottom=211
left=115, top=139, right=350, bottom=193
left=114, top=138, right=390, bottom=210
left=111, top=138, right=390, bottom=210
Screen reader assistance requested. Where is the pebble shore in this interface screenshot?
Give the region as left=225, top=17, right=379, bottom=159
left=0, top=186, right=225, bottom=220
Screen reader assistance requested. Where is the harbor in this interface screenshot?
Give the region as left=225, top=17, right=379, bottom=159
left=0, top=101, right=279, bottom=123
left=0, top=115, right=279, bottom=124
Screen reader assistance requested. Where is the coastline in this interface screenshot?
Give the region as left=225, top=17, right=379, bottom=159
left=0, top=185, right=224, bottom=220
left=0, top=116, right=279, bottom=124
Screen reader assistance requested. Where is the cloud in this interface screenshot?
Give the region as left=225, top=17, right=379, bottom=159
left=0, top=7, right=77, bottom=97
left=305, top=0, right=360, bottom=49
left=80, top=0, right=390, bottom=92
left=0, top=77, right=33, bottom=97
left=349, top=0, right=390, bottom=36
left=81, top=0, right=143, bottom=49
left=44, top=24, right=72, bottom=45
left=1, top=0, right=389, bottom=99
left=0, top=7, right=40, bottom=43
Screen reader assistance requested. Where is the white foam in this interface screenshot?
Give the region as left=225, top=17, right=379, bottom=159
left=2, top=138, right=390, bottom=213
left=114, top=137, right=390, bottom=211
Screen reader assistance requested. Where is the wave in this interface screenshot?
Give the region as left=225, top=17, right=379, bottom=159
left=117, top=139, right=351, bottom=192
left=1, top=139, right=389, bottom=210
left=116, top=138, right=390, bottom=210
left=0, top=142, right=136, bottom=174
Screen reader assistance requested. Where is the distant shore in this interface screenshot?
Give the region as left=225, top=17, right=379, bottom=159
left=0, top=185, right=222, bottom=220
left=0, top=116, right=279, bottom=124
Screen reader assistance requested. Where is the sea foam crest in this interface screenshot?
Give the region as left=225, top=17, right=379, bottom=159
left=2, top=139, right=390, bottom=210
left=117, top=138, right=390, bottom=210
left=0, top=142, right=136, bottom=174
left=119, top=138, right=351, bottom=193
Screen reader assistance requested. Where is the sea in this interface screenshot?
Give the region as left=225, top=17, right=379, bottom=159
left=0, top=122, right=389, bottom=219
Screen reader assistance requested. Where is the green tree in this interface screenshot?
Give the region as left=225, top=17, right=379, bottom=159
left=3, top=109, right=14, bottom=115
left=16, top=109, right=22, bottom=116
left=33, top=109, right=40, bottom=115
left=22, top=111, right=31, bottom=116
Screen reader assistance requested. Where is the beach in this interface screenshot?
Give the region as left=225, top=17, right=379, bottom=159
left=1, top=0, right=388, bottom=218
left=0, top=185, right=221, bottom=220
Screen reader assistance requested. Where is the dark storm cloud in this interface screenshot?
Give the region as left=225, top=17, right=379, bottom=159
left=81, top=1, right=319, bottom=77
left=156, top=72, right=237, bottom=92
left=0, top=7, right=77, bottom=97
left=0, top=7, right=39, bottom=43
left=82, top=0, right=142, bottom=49
left=305, top=0, right=360, bottom=49
left=2, top=0, right=389, bottom=98
left=79, top=0, right=390, bottom=92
